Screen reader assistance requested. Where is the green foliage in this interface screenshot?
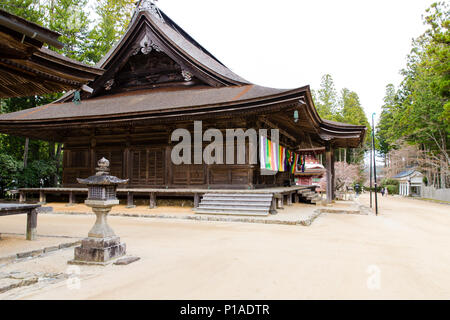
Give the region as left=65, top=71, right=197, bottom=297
left=376, top=1, right=449, bottom=174
left=45, top=0, right=91, bottom=61
left=0, top=1, right=135, bottom=193
left=337, top=88, right=371, bottom=141
left=380, top=178, right=399, bottom=187
left=315, top=74, right=338, bottom=120
left=0, top=155, right=57, bottom=196
left=385, top=185, right=398, bottom=195
left=0, top=154, right=22, bottom=196
left=376, top=84, right=397, bottom=157
left=18, top=160, right=57, bottom=188
left=311, top=75, right=371, bottom=165
left=84, top=0, right=136, bottom=64
left=0, top=0, right=44, bottom=24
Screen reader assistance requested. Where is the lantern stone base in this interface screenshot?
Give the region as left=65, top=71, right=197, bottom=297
left=68, top=236, right=126, bottom=265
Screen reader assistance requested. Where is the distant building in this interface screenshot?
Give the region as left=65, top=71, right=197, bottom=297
left=393, top=169, right=424, bottom=197
left=294, top=151, right=325, bottom=188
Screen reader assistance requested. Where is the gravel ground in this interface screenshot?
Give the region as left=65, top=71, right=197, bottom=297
left=0, top=193, right=449, bottom=299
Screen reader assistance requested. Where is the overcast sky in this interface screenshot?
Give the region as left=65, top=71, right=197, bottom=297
left=146, top=0, right=432, bottom=126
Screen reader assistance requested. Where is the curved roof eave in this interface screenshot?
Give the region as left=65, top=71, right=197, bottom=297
left=0, top=85, right=307, bottom=125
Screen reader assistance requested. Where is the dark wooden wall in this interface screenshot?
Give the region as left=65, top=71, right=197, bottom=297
left=62, top=120, right=296, bottom=189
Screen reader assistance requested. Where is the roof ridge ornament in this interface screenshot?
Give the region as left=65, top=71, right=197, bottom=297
left=138, top=0, right=165, bottom=23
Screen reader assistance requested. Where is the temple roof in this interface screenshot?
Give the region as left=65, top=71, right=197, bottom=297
left=393, top=169, right=423, bottom=179
left=0, top=84, right=289, bottom=121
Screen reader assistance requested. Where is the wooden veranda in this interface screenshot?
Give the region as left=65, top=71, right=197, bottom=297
left=17, top=185, right=320, bottom=214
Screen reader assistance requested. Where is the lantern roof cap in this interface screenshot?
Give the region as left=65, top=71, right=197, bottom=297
left=77, top=158, right=128, bottom=185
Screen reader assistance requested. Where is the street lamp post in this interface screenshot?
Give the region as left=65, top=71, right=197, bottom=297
left=372, top=113, right=378, bottom=216
left=369, top=136, right=373, bottom=208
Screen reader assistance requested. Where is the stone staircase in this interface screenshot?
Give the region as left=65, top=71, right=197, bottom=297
left=297, top=188, right=322, bottom=205
left=194, top=193, right=273, bottom=216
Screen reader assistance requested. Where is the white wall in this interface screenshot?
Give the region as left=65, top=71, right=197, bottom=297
left=421, top=187, right=450, bottom=202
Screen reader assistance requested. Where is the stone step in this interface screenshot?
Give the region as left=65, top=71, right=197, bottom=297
left=202, top=195, right=272, bottom=202
left=194, top=208, right=269, bottom=216
left=200, top=200, right=271, bottom=207
left=296, top=188, right=321, bottom=205
left=197, top=192, right=273, bottom=216
left=203, top=193, right=272, bottom=199
left=197, top=205, right=268, bottom=212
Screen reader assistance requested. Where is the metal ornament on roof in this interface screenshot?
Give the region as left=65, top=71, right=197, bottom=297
left=72, top=90, right=81, bottom=105
left=138, top=0, right=164, bottom=22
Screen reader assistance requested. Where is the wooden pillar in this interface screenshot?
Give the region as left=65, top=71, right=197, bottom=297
left=326, top=144, right=335, bottom=204
left=194, top=193, right=200, bottom=208
left=270, top=197, right=277, bottom=215
left=67, top=191, right=75, bottom=206
left=331, top=150, right=336, bottom=200
left=277, top=195, right=284, bottom=209
left=149, top=192, right=156, bottom=209
left=287, top=193, right=292, bottom=206
left=126, top=192, right=136, bottom=208
left=26, top=209, right=37, bottom=240
left=90, top=137, right=96, bottom=176
left=38, top=190, right=46, bottom=204
left=19, top=191, right=26, bottom=203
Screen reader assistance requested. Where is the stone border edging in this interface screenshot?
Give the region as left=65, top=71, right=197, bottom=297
left=0, top=276, right=39, bottom=294
left=0, top=240, right=81, bottom=267
left=43, top=210, right=324, bottom=227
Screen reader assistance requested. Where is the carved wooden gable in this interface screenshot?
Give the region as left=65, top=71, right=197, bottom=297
left=56, top=6, right=249, bottom=102
left=90, top=18, right=209, bottom=98
left=100, top=34, right=200, bottom=95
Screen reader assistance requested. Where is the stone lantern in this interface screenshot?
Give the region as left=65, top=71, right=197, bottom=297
left=69, top=157, right=128, bottom=265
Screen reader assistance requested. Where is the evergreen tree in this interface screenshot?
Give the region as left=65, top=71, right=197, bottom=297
left=0, top=0, right=44, bottom=24
left=337, top=88, right=371, bottom=163
left=376, top=84, right=397, bottom=165
left=84, top=0, right=136, bottom=64
left=45, top=0, right=91, bottom=61
left=316, top=74, right=338, bottom=120
left=376, top=1, right=449, bottom=187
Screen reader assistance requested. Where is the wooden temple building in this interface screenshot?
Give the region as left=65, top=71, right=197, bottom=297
left=0, top=2, right=366, bottom=214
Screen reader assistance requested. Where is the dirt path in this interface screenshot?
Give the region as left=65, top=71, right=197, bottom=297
left=1, top=194, right=449, bottom=299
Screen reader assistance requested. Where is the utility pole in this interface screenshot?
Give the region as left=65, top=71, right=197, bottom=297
left=369, top=136, right=372, bottom=208
left=372, top=113, right=378, bottom=216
